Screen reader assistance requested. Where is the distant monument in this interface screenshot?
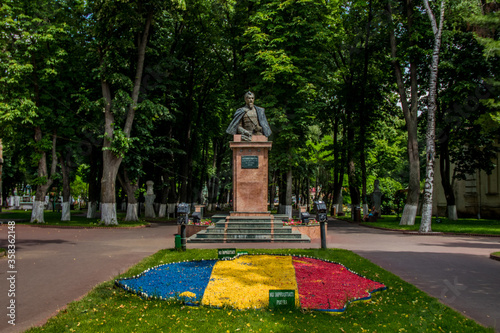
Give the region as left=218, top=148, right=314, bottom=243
left=144, top=180, right=156, bottom=218
left=371, top=179, right=382, bottom=215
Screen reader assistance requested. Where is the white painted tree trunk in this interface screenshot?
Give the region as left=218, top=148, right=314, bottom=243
left=30, top=201, right=46, bottom=223
left=125, top=203, right=139, bottom=221
left=168, top=203, right=176, bottom=218
left=362, top=203, right=369, bottom=218
left=87, top=201, right=98, bottom=219
left=158, top=204, right=167, bottom=218
left=448, top=205, right=458, bottom=220
left=400, top=204, right=417, bottom=226
left=420, top=0, right=445, bottom=234
left=61, top=202, right=71, bottom=221
left=101, top=203, right=118, bottom=225
left=285, top=205, right=292, bottom=219
left=144, top=195, right=156, bottom=218
left=332, top=203, right=339, bottom=216
left=420, top=199, right=434, bottom=233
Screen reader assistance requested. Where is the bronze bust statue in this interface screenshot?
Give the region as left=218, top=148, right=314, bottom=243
left=226, top=92, right=272, bottom=141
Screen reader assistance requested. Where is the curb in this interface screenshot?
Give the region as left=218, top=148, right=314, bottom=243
left=490, top=254, right=500, bottom=262
left=338, top=220, right=500, bottom=238
left=8, top=223, right=151, bottom=230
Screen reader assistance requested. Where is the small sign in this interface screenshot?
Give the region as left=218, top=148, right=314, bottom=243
left=218, top=248, right=237, bottom=259
left=269, top=290, right=295, bottom=309
left=241, top=156, right=259, bottom=169
left=238, top=251, right=249, bottom=255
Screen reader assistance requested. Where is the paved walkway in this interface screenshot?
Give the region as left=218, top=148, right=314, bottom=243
left=0, top=220, right=499, bottom=332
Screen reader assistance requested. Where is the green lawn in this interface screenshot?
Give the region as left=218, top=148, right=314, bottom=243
left=0, top=210, right=149, bottom=227
left=26, top=248, right=493, bottom=333
left=339, top=215, right=500, bottom=235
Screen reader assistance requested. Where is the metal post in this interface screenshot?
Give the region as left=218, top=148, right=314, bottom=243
left=181, top=213, right=187, bottom=251
left=320, top=221, right=327, bottom=249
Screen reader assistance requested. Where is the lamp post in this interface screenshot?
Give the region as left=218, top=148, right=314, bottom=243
left=314, top=201, right=328, bottom=249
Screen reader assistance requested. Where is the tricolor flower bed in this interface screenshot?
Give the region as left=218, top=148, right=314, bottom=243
left=115, top=254, right=386, bottom=312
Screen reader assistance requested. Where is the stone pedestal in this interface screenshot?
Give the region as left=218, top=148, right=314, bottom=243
left=230, top=135, right=272, bottom=215
left=187, top=135, right=310, bottom=243
left=194, top=204, right=205, bottom=219
left=371, top=179, right=382, bottom=215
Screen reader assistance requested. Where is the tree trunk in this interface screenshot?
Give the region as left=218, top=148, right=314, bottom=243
left=0, top=139, right=3, bottom=212
left=87, top=144, right=101, bottom=219
left=60, top=156, right=71, bottom=221
left=158, top=173, right=169, bottom=218
left=99, top=13, right=152, bottom=225
left=360, top=0, right=373, bottom=222
left=388, top=0, right=421, bottom=226
left=285, top=168, right=293, bottom=219
left=31, top=129, right=57, bottom=223
left=117, top=168, right=139, bottom=222
left=439, top=135, right=458, bottom=220
left=347, top=107, right=360, bottom=221
left=420, top=0, right=446, bottom=233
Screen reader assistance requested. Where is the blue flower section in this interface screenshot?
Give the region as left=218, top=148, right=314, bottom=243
left=117, top=260, right=217, bottom=304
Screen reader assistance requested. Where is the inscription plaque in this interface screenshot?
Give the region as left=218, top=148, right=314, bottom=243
left=269, top=290, right=295, bottom=309
left=241, top=156, right=259, bottom=169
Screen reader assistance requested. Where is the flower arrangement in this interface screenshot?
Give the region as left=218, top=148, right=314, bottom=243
left=188, top=219, right=214, bottom=226
left=283, top=219, right=319, bottom=226
left=116, top=254, right=386, bottom=312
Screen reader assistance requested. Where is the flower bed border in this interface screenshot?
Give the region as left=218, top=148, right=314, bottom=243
left=115, top=253, right=387, bottom=313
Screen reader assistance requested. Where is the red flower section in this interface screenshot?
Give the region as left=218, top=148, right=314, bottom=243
left=292, top=256, right=385, bottom=311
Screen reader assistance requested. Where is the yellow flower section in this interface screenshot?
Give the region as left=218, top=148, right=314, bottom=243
left=201, top=255, right=300, bottom=310
left=179, top=291, right=197, bottom=298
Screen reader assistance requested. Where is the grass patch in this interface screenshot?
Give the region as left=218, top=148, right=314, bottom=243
left=26, top=248, right=493, bottom=332
left=0, top=248, right=5, bottom=257
left=347, top=215, right=500, bottom=235
left=492, top=252, right=500, bottom=257
left=0, top=210, right=149, bottom=227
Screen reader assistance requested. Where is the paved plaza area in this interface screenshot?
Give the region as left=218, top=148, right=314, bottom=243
left=0, top=219, right=499, bottom=332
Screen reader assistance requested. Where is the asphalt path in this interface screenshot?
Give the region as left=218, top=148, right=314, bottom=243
left=0, top=219, right=498, bottom=332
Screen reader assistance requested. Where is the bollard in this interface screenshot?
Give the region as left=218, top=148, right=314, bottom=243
left=320, top=221, right=327, bottom=249
left=180, top=223, right=186, bottom=251
left=174, top=234, right=181, bottom=250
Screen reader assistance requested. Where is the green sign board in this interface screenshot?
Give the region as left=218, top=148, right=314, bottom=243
left=241, top=156, right=259, bottom=169
left=269, top=290, right=295, bottom=309
left=218, top=248, right=237, bottom=259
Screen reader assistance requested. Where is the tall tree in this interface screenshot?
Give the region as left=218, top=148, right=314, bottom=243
left=420, top=0, right=446, bottom=233
left=0, top=0, right=85, bottom=223
left=387, top=0, right=423, bottom=226
left=88, top=0, right=163, bottom=225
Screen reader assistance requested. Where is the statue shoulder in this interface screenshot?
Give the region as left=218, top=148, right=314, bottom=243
left=234, top=106, right=247, bottom=115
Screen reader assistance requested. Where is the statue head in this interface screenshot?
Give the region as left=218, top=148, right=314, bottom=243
left=244, top=91, right=255, bottom=108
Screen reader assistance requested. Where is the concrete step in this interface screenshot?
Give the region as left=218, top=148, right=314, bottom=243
left=225, top=228, right=293, bottom=234
left=213, top=222, right=284, bottom=228
left=187, top=234, right=310, bottom=243
left=192, top=230, right=304, bottom=239
left=186, top=214, right=310, bottom=243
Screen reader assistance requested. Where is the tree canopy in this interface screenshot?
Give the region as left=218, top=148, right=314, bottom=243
left=1, top=0, right=498, bottom=225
